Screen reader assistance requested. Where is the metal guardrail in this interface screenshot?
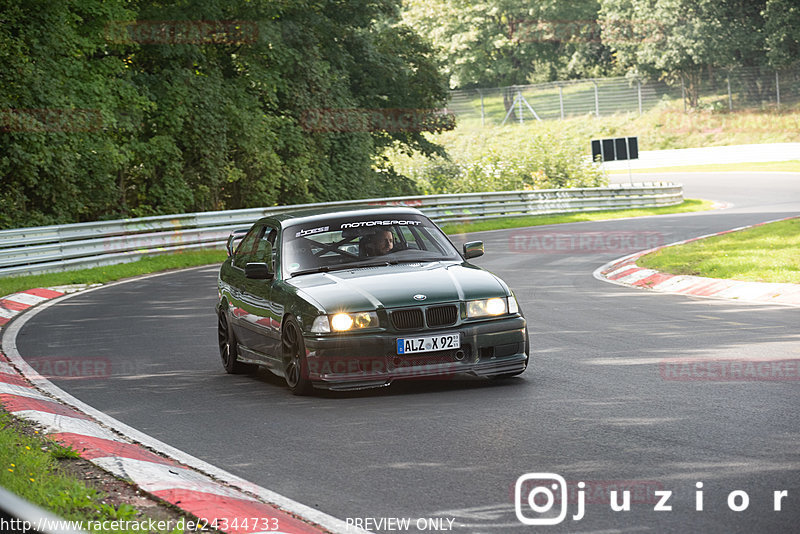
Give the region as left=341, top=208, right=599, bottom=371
left=0, top=485, right=87, bottom=534
left=0, top=182, right=682, bottom=277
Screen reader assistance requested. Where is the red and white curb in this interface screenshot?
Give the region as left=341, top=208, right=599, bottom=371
left=593, top=216, right=800, bottom=307
left=0, top=275, right=367, bottom=534
left=0, top=288, right=66, bottom=326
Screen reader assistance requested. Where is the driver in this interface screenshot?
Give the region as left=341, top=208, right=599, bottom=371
left=362, top=229, right=394, bottom=256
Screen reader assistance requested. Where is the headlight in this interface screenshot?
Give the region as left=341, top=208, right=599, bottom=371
left=329, top=311, right=379, bottom=332
left=466, top=297, right=507, bottom=318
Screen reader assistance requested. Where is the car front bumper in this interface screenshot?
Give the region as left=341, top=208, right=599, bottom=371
left=303, top=316, right=528, bottom=390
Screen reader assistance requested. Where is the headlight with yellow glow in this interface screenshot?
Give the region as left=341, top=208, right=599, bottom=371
left=312, top=311, right=380, bottom=333
left=466, top=297, right=508, bottom=318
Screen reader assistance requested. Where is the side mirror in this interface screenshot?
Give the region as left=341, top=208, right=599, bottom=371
left=463, top=241, right=484, bottom=260
left=245, top=262, right=273, bottom=280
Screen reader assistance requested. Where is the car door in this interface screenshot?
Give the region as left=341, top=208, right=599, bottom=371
left=228, top=224, right=265, bottom=349
left=234, top=225, right=282, bottom=361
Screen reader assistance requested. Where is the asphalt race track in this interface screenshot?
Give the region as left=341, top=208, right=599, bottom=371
left=16, top=172, right=800, bottom=532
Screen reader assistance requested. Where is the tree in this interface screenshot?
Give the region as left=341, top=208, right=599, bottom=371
left=402, top=0, right=603, bottom=89
left=0, top=0, right=144, bottom=227
left=764, top=0, right=800, bottom=69
left=0, top=0, right=451, bottom=229
left=598, top=0, right=770, bottom=108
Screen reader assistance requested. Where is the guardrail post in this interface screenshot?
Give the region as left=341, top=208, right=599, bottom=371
left=559, top=85, right=564, bottom=119
left=593, top=81, right=599, bottom=117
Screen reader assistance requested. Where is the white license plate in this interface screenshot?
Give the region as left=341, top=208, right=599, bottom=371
left=397, top=333, right=460, bottom=355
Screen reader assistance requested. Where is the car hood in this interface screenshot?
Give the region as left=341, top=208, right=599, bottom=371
left=286, top=262, right=508, bottom=312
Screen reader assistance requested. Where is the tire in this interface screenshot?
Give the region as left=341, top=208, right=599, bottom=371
left=282, top=317, right=314, bottom=395
left=218, top=311, right=255, bottom=374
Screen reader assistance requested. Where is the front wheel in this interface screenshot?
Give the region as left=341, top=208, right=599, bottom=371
left=282, top=317, right=313, bottom=395
left=218, top=311, right=255, bottom=374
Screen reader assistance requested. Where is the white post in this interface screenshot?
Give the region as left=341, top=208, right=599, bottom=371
left=593, top=81, right=599, bottom=117
left=681, top=77, right=686, bottom=113
left=559, top=85, right=564, bottom=119
left=727, top=76, right=732, bottom=111
left=776, top=71, right=781, bottom=109
left=478, top=89, right=485, bottom=127
left=637, top=79, right=642, bottom=115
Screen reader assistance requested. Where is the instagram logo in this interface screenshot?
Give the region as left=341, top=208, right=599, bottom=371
left=515, top=473, right=569, bottom=525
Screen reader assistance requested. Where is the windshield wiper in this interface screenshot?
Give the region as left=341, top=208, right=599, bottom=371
left=289, top=266, right=332, bottom=277
left=289, top=260, right=399, bottom=277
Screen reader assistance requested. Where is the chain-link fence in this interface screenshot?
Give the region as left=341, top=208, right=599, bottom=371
left=448, top=65, right=800, bottom=127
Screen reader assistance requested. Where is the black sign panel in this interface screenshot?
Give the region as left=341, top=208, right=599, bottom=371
left=591, top=136, right=639, bottom=162
left=591, top=140, right=602, bottom=162
left=628, top=137, right=639, bottom=159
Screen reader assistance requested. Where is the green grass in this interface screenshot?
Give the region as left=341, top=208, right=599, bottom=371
left=0, top=413, right=184, bottom=533
left=607, top=160, right=800, bottom=174
left=637, top=218, right=800, bottom=284
left=389, top=105, right=800, bottom=194
left=440, top=199, right=713, bottom=234
left=0, top=249, right=227, bottom=298
left=452, top=86, right=800, bottom=141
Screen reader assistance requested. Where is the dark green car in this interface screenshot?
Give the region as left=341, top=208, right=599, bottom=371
left=216, top=206, right=528, bottom=394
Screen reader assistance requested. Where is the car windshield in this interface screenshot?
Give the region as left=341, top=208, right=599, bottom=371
left=282, top=213, right=461, bottom=276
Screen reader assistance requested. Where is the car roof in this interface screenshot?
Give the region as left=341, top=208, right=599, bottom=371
left=258, top=205, right=426, bottom=227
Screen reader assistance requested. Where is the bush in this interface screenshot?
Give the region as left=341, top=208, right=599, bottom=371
left=393, top=125, right=607, bottom=194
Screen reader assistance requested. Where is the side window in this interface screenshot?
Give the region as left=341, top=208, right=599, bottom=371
left=254, top=227, right=278, bottom=263
left=233, top=226, right=266, bottom=269
left=398, top=225, right=437, bottom=252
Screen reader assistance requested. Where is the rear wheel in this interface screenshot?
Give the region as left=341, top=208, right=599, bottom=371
left=282, top=317, right=313, bottom=395
left=218, top=311, right=255, bottom=374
